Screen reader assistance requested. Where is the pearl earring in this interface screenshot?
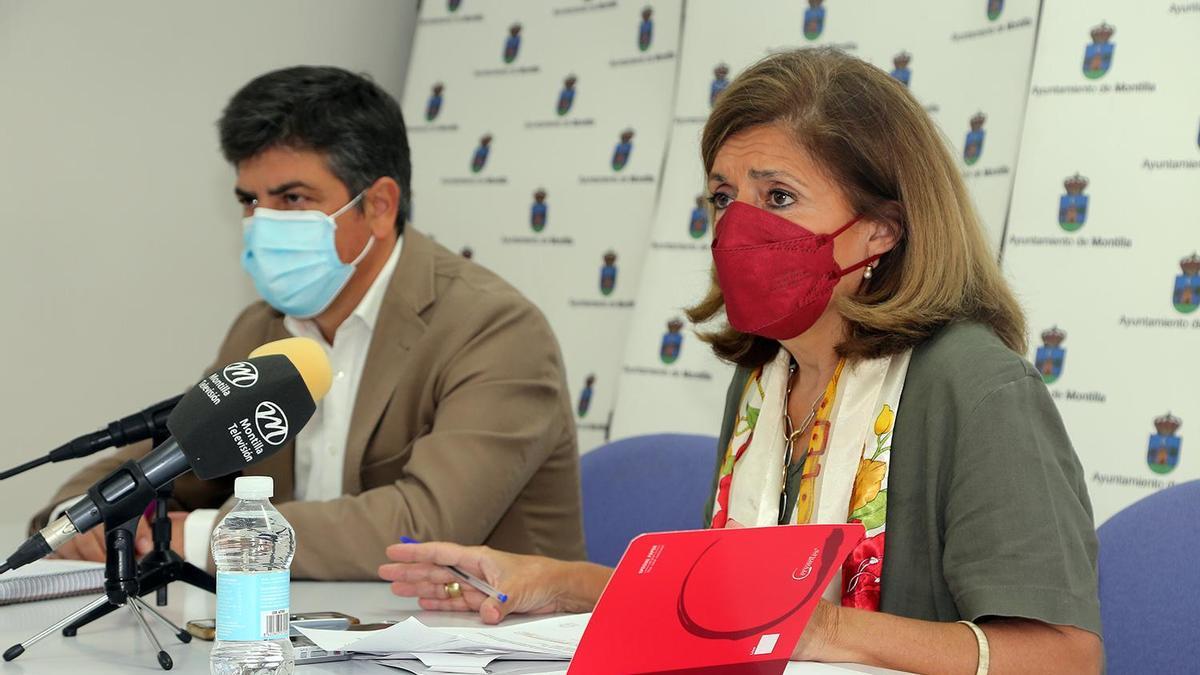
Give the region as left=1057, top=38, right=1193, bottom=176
left=864, top=264, right=874, bottom=280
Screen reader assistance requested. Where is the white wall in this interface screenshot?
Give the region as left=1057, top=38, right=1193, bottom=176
left=0, top=1, right=417, bottom=519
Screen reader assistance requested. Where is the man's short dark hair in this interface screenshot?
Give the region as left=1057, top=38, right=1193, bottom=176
left=219, top=65, right=412, bottom=233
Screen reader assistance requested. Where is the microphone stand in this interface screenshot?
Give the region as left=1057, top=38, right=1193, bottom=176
left=57, top=482, right=217, bottom=636
left=4, top=430, right=216, bottom=670
left=146, top=481, right=217, bottom=607
left=4, top=518, right=188, bottom=670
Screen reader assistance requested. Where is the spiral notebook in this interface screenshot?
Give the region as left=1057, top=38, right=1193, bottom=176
left=0, top=559, right=105, bottom=605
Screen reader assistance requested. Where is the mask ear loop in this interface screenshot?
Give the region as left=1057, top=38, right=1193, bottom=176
left=838, top=253, right=883, bottom=278
left=825, top=214, right=864, bottom=240
left=330, top=190, right=366, bottom=219
left=329, top=191, right=374, bottom=266
left=825, top=214, right=883, bottom=278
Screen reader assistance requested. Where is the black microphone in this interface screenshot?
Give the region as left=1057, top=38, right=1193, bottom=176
left=0, top=394, right=184, bottom=481
left=0, top=338, right=331, bottom=574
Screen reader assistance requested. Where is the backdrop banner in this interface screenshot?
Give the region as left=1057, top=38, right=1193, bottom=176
left=402, top=0, right=683, bottom=451
left=1000, top=0, right=1200, bottom=522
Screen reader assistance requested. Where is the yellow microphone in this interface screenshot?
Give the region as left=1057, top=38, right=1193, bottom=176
left=249, top=337, right=333, bottom=403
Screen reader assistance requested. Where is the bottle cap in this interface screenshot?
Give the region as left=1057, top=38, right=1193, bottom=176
left=234, top=476, right=274, bottom=500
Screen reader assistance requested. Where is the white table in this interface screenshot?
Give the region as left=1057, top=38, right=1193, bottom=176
left=0, top=525, right=900, bottom=674
left=1, top=577, right=400, bottom=674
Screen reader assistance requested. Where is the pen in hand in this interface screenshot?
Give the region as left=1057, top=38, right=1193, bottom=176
left=400, top=537, right=509, bottom=603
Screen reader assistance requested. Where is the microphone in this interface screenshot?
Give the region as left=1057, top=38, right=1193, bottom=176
left=0, top=337, right=332, bottom=575
left=0, top=394, right=184, bottom=481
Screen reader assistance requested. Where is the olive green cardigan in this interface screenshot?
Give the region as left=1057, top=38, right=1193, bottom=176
left=708, top=322, right=1102, bottom=635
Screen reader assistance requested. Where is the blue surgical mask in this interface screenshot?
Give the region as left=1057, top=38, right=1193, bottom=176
left=240, top=192, right=372, bottom=318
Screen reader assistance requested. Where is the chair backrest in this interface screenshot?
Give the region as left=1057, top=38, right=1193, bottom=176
left=1097, top=479, right=1200, bottom=674
left=580, top=434, right=718, bottom=567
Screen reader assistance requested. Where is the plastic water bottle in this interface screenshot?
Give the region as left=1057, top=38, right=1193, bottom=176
left=210, top=476, right=296, bottom=675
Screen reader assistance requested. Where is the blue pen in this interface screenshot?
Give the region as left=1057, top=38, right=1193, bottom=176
left=400, top=537, right=509, bottom=603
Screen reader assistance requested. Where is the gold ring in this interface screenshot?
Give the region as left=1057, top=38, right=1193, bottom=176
left=444, top=582, right=462, bottom=599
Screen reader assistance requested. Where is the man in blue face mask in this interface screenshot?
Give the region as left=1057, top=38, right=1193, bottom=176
left=33, top=66, right=587, bottom=580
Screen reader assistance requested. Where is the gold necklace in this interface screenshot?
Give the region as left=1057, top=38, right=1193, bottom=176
left=779, top=363, right=825, bottom=523
left=784, top=363, right=825, bottom=447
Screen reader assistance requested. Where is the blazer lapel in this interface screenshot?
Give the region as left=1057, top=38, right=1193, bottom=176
left=341, top=228, right=437, bottom=494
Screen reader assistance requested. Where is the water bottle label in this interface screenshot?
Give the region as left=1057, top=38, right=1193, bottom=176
left=216, top=570, right=290, bottom=641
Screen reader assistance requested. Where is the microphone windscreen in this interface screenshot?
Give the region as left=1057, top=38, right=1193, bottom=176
left=249, top=337, right=332, bottom=403
left=169, top=349, right=319, bottom=480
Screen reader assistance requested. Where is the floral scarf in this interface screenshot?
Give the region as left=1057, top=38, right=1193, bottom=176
left=710, top=348, right=910, bottom=610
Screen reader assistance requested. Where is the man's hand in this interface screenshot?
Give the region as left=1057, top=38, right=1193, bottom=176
left=53, top=512, right=188, bottom=562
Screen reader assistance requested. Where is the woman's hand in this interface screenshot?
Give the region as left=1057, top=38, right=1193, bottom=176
left=380, top=541, right=590, bottom=624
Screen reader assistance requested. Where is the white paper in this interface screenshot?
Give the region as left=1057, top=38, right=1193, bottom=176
left=378, top=661, right=568, bottom=675
left=299, top=617, right=460, bottom=654
left=448, top=614, right=589, bottom=659
left=296, top=613, right=589, bottom=661
left=413, top=653, right=498, bottom=668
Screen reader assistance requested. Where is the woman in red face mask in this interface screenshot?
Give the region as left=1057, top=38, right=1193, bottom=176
left=380, top=48, right=1103, bottom=675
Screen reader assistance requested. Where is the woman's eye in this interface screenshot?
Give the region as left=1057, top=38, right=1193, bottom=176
left=768, top=189, right=795, bottom=208
left=707, top=192, right=733, bottom=209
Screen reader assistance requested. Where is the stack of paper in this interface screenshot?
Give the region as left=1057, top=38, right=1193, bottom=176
left=296, top=613, right=588, bottom=675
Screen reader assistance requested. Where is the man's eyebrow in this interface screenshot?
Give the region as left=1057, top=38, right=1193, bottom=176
left=267, top=181, right=314, bottom=195
left=234, top=187, right=255, bottom=201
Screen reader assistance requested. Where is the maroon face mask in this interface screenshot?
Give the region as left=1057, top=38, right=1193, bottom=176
left=711, top=201, right=879, bottom=340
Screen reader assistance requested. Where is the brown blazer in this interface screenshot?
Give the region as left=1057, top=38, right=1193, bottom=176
left=32, top=228, right=587, bottom=579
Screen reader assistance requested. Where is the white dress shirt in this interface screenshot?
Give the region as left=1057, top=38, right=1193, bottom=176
left=180, top=237, right=404, bottom=565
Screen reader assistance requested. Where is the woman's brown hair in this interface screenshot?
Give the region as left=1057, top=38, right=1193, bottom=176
left=687, top=47, right=1026, bottom=367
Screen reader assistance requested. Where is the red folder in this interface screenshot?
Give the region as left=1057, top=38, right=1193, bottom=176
left=569, top=524, right=864, bottom=674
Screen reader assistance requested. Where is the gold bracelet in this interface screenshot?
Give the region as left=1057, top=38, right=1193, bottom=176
left=957, top=620, right=990, bottom=675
